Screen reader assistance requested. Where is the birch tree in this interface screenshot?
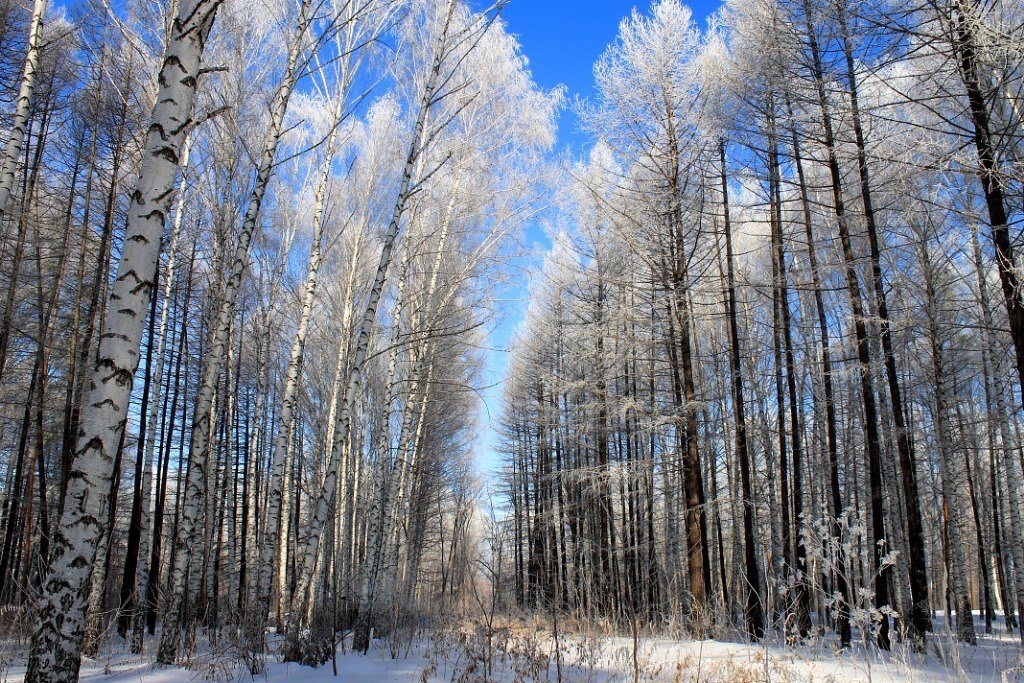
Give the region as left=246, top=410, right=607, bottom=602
left=0, top=0, right=45, bottom=219
left=24, top=0, right=223, bottom=679
left=156, top=0, right=314, bottom=663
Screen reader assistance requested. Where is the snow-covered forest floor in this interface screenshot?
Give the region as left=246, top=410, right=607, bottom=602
left=4, top=618, right=1023, bottom=682
left=5, top=0, right=1024, bottom=678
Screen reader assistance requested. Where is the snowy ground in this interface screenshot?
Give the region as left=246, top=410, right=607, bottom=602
left=4, top=623, right=1023, bottom=681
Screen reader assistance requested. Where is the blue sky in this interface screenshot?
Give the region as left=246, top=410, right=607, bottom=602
left=502, top=0, right=721, bottom=152
left=474, top=0, right=723, bottom=483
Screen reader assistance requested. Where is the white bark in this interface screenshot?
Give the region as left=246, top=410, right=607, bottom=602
left=24, top=2, right=221, bottom=679
left=251, top=95, right=346, bottom=655
left=322, top=234, right=365, bottom=465
left=121, top=136, right=191, bottom=654
left=383, top=179, right=462, bottom=602
left=352, top=259, right=412, bottom=642
left=157, top=0, right=312, bottom=663
left=397, top=361, right=434, bottom=600
left=325, top=235, right=365, bottom=594
left=285, top=0, right=458, bottom=654
left=80, top=495, right=114, bottom=657
left=0, top=0, right=45, bottom=219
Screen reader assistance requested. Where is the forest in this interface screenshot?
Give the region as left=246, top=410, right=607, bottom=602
left=0, top=0, right=1021, bottom=680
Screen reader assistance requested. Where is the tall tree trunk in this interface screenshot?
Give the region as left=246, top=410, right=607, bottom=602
left=288, top=0, right=457, bottom=656
left=0, top=0, right=45, bottom=219
left=718, top=140, right=764, bottom=639
left=837, top=3, right=929, bottom=638
left=81, top=427, right=127, bottom=657
left=0, top=86, right=53, bottom=393
left=250, top=94, right=344, bottom=665
left=801, top=5, right=891, bottom=647
left=787, top=110, right=852, bottom=647
left=157, top=1, right=312, bottom=663
left=112, top=256, right=159, bottom=640
left=951, top=0, right=1024, bottom=401
left=24, top=2, right=221, bottom=678
left=118, top=138, right=191, bottom=647
left=767, top=112, right=810, bottom=636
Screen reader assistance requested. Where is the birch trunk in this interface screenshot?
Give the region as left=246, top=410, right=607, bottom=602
left=350, top=258, right=411, bottom=652
left=286, top=0, right=457, bottom=657
left=157, top=1, right=312, bottom=663
left=249, top=97, right=345, bottom=663
left=352, top=84, right=502, bottom=657
left=324, top=235, right=365, bottom=597
left=123, top=139, right=191, bottom=653
left=389, top=215, right=505, bottom=592
left=24, top=2, right=221, bottom=679
left=0, top=0, right=45, bottom=219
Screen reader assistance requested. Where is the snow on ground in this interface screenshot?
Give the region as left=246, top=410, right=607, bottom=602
left=4, top=624, right=1023, bottom=681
